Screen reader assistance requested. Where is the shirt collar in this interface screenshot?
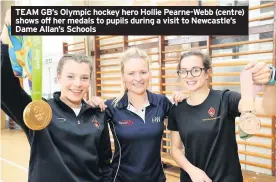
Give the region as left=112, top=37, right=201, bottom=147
left=117, top=90, right=158, bottom=109
left=127, top=101, right=150, bottom=111
left=53, top=91, right=101, bottom=113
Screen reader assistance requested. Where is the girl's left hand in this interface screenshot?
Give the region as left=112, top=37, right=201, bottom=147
left=87, top=96, right=107, bottom=111
left=171, top=91, right=187, bottom=106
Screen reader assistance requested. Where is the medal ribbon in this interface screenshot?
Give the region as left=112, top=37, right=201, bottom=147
left=30, top=36, right=42, bottom=100
left=239, top=70, right=262, bottom=139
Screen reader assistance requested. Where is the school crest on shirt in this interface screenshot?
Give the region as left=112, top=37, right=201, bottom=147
left=208, top=106, right=216, bottom=117
left=202, top=106, right=221, bottom=122
left=92, top=118, right=100, bottom=129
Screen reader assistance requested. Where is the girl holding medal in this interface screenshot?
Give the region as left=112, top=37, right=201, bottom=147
left=167, top=50, right=275, bottom=182
left=1, top=49, right=113, bottom=181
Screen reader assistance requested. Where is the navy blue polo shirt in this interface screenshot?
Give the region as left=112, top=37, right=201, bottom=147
left=105, top=90, right=172, bottom=182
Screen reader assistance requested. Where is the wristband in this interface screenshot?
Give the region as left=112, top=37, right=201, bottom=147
left=267, top=66, right=276, bottom=85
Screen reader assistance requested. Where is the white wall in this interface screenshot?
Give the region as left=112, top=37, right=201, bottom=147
left=1, top=1, right=15, bottom=31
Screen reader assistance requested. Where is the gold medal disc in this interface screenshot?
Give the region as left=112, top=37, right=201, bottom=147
left=239, top=112, right=261, bottom=135
left=23, top=100, right=52, bottom=130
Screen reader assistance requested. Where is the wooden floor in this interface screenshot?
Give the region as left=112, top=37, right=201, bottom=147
left=3, top=129, right=276, bottom=182
left=0, top=129, right=179, bottom=182
left=1, top=129, right=30, bottom=182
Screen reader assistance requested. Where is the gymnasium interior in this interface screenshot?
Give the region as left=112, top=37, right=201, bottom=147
left=1, top=0, right=276, bottom=181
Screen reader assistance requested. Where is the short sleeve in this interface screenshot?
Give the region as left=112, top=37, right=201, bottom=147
left=163, top=95, right=173, bottom=117
left=226, top=90, right=241, bottom=117
left=167, top=105, right=178, bottom=131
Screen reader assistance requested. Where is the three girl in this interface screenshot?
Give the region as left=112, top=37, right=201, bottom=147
left=2, top=42, right=274, bottom=182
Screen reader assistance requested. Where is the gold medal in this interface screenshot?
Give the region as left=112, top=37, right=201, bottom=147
left=21, top=36, right=52, bottom=130
left=239, top=112, right=261, bottom=135
left=23, top=100, right=52, bottom=130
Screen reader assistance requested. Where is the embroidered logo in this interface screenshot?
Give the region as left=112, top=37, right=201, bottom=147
left=118, top=120, right=134, bottom=125
left=92, top=118, right=100, bottom=129
left=208, top=106, right=216, bottom=117
left=57, top=118, right=66, bottom=122
left=152, top=116, right=161, bottom=123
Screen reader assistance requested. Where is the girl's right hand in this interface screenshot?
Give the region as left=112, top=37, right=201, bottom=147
left=187, top=166, right=212, bottom=182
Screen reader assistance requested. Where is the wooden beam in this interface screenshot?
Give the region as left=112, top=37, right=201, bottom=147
left=94, top=36, right=101, bottom=97
left=96, top=36, right=118, bottom=40
left=63, top=42, right=68, bottom=54
left=159, top=36, right=166, bottom=94
left=159, top=35, right=167, bottom=155
left=249, top=2, right=274, bottom=10
left=64, top=47, right=85, bottom=53
left=63, top=41, right=85, bottom=47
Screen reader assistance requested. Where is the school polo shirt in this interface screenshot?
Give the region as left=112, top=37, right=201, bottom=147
left=127, top=101, right=150, bottom=122
left=105, top=90, right=172, bottom=182
left=168, top=89, right=243, bottom=182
